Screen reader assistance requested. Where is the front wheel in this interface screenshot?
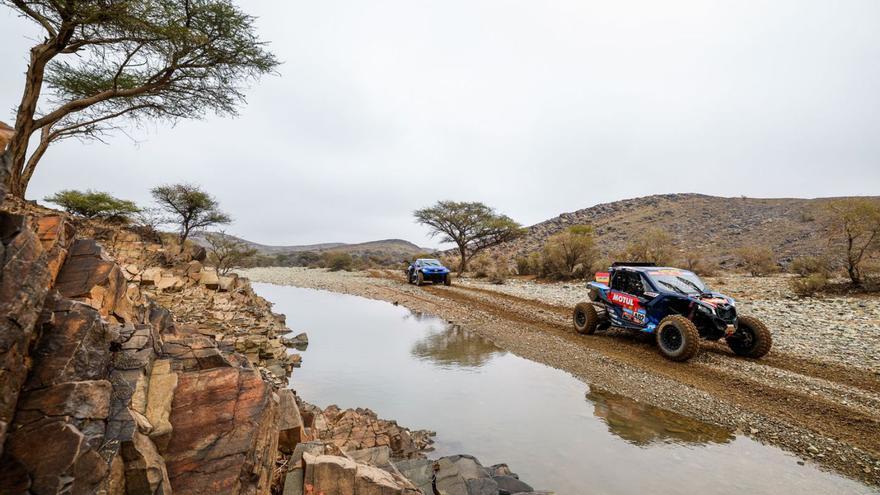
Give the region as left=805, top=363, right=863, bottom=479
left=444, top=274, right=452, bottom=286
left=573, top=302, right=600, bottom=335
left=655, top=315, right=700, bottom=362
left=416, top=271, right=425, bottom=286
left=728, top=315, right=772, bottom=358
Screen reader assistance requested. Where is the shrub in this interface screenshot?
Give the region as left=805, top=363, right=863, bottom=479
left=735, top=245, right=777, bottom=276
left=822, top=198, right=880, bottom=285
left=680, top=251, right=716, bottom=277
left=790, top=256, right=831, bottom=278
left=790, top=273, right=828, bottom=297
left=515, top=256, right=532, bottom=275
left=619, top=228, right=675, bottom=265
left=469, top=253, right=508, bottom=283
left=323, top=252, right=353, bottom=272
left=44, top=189, right=140, bottom=219
left=540, top=225, right=599, bottom=280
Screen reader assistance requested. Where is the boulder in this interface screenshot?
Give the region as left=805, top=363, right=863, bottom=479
left=346, top=446, right=393, bottom=468
left=392, top=459, right=434, bottom=494
left=163, top=334, right=232, bottom=371
left=164, top=366, right=278, bottom=494
left=199, top=269, right=220, bottom=289
left=54, top=239, right=130, bottom=322
left=218, top=275, right=237, bottom=292
left=434, top=455, right=494, bottom=495
left=278, top=389, right=305, bottom=453
left=303, top=453, right=420, bottom=495
left=17, top=380, right=112, bottom=420
left=34, top=214, right=75, bottom=282
left=156, top=274, right=186, bottom=291
left=140, top=266, right=163, bottom=286
left=493, top=475, right=534, bottom=493
left=281, top=332, right=309, bottom=350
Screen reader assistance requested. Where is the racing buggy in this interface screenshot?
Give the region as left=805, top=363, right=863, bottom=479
left=406, top=258, right=452, bottom=286
left=573, top=263, right=772, bottom=362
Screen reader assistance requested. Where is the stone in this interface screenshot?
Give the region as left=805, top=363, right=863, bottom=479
left=392, top=459, right=434, bottom=494
left=25, top=299, right=115, bottom=390
left=141, top=266, right=163, bottom=286
left=145, top=359, right=178, bottom=449
left=434, top=455, right=493, bottom=495
left=54, top=239, right=130, bottom=321
left=218, top=275, right=237, bottom=292
left=17, top=380, right=112, bottom=419
left=0, top=213, right=52, bottom=451
left=493, top=474, right=533, bottom=493
left=163, top=334, right=232, bottom=371
left=346, top=446, right=393, bottom=468
left=164, top=366, right=278, bottom=494
left=199, top=269, right=220, bottom=289
left=4, top=419, right=88, bottom=495
left=282, top=332, right=309, bottom=350
left=156, top=274, right=186, bottom=291
left=278, top=389, right=305, bottom=453
left=122, top=429, right=172, bottom=494
left=303, top=453, right=420, bottom=495
left=34, top=214, right=75, bottom=282
left=284, top=468, right=305, bottom=495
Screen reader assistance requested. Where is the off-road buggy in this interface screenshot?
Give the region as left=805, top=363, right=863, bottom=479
left=406, top=258, right=452, bottom=286
left=573, top=263, right=772, bottom=362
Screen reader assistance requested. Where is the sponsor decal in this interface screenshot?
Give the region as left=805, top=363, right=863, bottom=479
left=610, top=291, right=647, bottom=325
left=595, top=272, right=610, bottom=284
left=699, top=296, right=728, bottom=307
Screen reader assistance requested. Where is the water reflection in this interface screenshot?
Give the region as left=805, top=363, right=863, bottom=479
left=410, top=324, right=507, bottom=368
left=588, top=388, right=734, bottom=446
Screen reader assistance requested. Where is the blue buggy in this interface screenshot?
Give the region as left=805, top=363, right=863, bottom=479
left=573, top=263, right=772, bottom=362
left=406, top=258, right=452, bottom=286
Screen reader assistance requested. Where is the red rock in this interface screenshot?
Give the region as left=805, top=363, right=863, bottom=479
left=17, top=380, right=111, bottom=419
left=54, top=239, right=130, bottom=322
left=165, top=366, right=278, bottom=494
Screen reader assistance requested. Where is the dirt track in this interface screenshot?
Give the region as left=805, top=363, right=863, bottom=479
left=242, top=267, right=880, bottom=486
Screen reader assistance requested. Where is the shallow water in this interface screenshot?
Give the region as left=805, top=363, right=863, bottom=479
left=254, top=283, right=876, bottom=495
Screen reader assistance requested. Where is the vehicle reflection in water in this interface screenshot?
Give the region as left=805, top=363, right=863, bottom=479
left=588, top=387, right=734, bottom=446
left=410, top=324, right=506, bottom=369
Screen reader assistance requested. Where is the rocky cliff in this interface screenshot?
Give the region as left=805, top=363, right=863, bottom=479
left=0, top=200, right=546, bottom=495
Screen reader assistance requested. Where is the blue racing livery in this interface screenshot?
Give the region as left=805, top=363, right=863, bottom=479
left=406, top=258, right=452, bottom=286
left=573, top=263, right=772, bottom=362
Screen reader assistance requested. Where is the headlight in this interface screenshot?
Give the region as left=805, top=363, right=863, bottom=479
left=696, top=304, right=715, bottom=316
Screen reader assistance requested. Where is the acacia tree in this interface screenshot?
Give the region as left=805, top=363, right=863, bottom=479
left=823, top=198, right=880, bottom=285
left=2, top=0, right=278, bottom=198
left=205, top=231, right=256, bottom=275
left=414, top=201, right=522, bottom=273
left=151, top=183, right=230, bottom=246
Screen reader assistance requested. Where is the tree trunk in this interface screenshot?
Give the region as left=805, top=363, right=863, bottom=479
left=458, top=245, right=468, bottom=274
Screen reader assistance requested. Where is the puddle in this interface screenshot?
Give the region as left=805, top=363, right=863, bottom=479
left=253, top=283, right=877, bottom=495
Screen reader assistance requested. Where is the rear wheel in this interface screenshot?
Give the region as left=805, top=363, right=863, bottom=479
left=416, top=271, right=425, bottom=286
left=573, top=302, right=600, bottom=335
left=655, top=315, right=700, bottom=362
left=407, top=270, right=415, bottom=284
left=728, top=315, right=772, bottom=358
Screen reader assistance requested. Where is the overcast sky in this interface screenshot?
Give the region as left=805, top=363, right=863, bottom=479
left=2, top=0, right=879, bottom=247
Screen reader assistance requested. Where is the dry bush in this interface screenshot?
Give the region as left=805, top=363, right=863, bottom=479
left=540, top=225, right=599, bottom=280
left=470, top=253, right=509, bottom=283
left=680, top=251, right=716, bottom=276
left=790, top=273, right=829, bottom=297
left=735, top=245, right=777, bottom=276
left=322, top=251, right=353, bottom=272
left=619, top=228, right=675, bottom=265
left=789, top=256, right=831, bottom=277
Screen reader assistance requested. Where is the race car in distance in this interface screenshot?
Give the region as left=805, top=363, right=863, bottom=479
left=573, top=263, right=772, bottom=362
left=406, top=258, right=452, bottom=286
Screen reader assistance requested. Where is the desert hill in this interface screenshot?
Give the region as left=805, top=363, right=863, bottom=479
left=490, top=193, right=878, bottom=267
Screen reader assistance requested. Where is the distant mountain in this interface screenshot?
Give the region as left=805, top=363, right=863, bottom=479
left=190, top=232, right=431, bottom=260
left=488, top=193, right=879, bottom=267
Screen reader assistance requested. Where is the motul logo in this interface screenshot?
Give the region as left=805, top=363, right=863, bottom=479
left=611, top=292, right=635, bottom=307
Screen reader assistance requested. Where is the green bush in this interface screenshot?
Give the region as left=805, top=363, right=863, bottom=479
left=44, top=189, right=140, bottom=219
left=323, top=252, right=353, bottom=272
left=540, top=226, right=599, bottom=280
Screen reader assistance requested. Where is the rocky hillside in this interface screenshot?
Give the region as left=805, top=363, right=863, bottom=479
left=0, top=196, right=544, bottom=494
left=492, top=193, right=878, bottom=267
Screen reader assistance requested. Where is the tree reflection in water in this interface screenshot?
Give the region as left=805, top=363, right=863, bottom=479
left=409, top=323, right=506, bottom=369
left=588, top=387, right=734, bottom=446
